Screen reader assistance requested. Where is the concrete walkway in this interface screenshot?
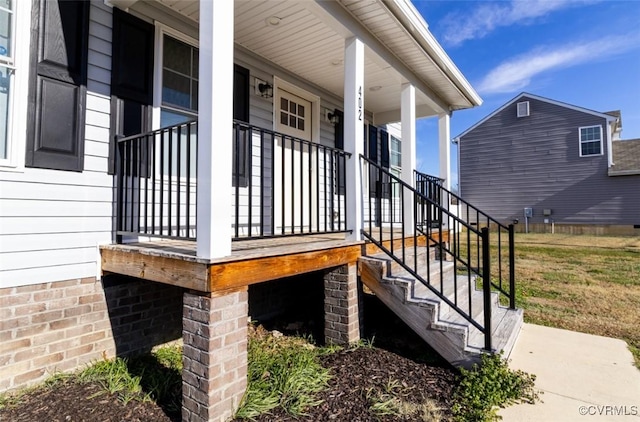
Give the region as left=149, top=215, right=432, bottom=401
left=499, top=324, right=640, bottom=421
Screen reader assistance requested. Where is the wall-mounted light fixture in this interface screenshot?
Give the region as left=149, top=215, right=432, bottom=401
left=257, top=81, right=273, bottom=98
left=327, top=111, right=339, bottom=125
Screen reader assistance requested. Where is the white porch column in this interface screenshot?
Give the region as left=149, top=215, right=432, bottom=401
left=197, top=0, right=234, bottom=259
left=401, top=83, right=416, bottom=235
left=344, top=37, right=364, bottom=242
left=438, top=112, right=452, bottom=192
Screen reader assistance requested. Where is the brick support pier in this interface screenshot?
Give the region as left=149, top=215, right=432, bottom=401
left=182, top=288, right=248, bottom=422
left=324, top=264, right=362, bottom=345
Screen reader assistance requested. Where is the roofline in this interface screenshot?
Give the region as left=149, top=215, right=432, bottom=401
left=381, top=0, right=482, bottom=110
left=454, top=92, right=617, bottom=141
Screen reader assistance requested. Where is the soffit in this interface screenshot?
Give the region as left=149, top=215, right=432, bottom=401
left=154, top=0, right=474, bottom=119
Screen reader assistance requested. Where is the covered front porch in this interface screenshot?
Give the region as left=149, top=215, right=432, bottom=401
left=107, top=0, right=480, bottom=260
left=102, top=0, right=481, bottom=420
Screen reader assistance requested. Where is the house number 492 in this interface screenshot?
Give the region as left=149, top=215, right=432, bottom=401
left=357, top=86, right=363, bottom=121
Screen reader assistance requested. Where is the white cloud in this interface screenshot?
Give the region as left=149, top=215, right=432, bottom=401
left=440, top=0, right=598, bottom=46
left=477, top=36, right=639, bottom=94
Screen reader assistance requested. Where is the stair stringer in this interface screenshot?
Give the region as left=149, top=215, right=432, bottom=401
left=359, top=256, right=523, bottom=368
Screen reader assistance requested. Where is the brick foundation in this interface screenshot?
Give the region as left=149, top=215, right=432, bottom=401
left=0, top=275, right=183, bottom=392
left=323, top=264, right=362, bottom=345
left=182, top=289, right=248, bottom=422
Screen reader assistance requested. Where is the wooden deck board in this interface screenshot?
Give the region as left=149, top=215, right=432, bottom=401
left=100, top=230, right=450, bottom=293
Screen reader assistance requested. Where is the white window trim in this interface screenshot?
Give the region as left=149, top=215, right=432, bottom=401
left=516, top=101, right=530, bottom=118
left=152, top=22, right=199, bottom=131
left=151, top=23, right=199, bottom=183
left=273, top=76, right=320, bottom=143
left=0, top=0, right=31, bottom=171
left=578, top=124, right=603, bottom=157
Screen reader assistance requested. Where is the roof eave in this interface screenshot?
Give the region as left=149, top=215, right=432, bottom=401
left=381, top=0, right=482, bottom=110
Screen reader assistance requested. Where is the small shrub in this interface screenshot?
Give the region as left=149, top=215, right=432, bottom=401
left=77, top=356, right=148, bottom=404
left=452, top=353, right=539, bottom=422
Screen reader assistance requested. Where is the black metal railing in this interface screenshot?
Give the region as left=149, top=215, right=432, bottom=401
left=414, top=171, right=444, bottom=228
left=116, top=120, right=350, bottom=241
left=361, top=158, right=516, bottom=351
left=414, top=170, right=515, bottom=309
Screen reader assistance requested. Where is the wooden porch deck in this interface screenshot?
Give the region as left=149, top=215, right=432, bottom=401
left=100, top=231, right=450, bottom=293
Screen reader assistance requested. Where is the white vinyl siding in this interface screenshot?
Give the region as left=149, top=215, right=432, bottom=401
left=0, top=1, right=113, bottom=288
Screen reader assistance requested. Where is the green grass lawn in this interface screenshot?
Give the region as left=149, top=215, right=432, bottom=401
left=509, top=233, right=640, bottom=367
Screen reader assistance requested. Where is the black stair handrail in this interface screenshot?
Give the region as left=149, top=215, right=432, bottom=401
left=414, top=170, right=516, bottom=309
left=361, top=155, right=499, bottom=351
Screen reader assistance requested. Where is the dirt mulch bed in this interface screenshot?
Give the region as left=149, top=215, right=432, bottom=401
left=243, top=347, right=457, bottom=422
left=0, top=380, right=176, bottom=422
left=1, top=346, right=457, bottom=422
left=1, top=297, right=459, bottom=421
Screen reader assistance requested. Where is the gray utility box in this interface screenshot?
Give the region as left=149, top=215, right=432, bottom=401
left=524, top=207, right=533, bottom=218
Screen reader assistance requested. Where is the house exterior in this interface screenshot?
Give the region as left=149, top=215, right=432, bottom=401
left=456, top=93, right=640, bottom=234
left=0, top=2, right=524, bottom=421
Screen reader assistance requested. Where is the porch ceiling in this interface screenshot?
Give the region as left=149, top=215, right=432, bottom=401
left=152, top=0, right=481, bottom=123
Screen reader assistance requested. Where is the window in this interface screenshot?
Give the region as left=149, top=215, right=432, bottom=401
left=579, top=125, right=602, bottom=156
left=390, top=138, right=402, bottom=203
left=161, top=34, right=198, bottom=126
left=390, top=136, right=401, bottom=168
left=155, top=30, right=250, bottom=185
left=517, top=101, right=529, bottom=117
left=0, top=0, right=13, bottom=161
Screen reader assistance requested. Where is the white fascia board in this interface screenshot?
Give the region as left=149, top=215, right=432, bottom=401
left=311, top=0, right=449, bottom=114
left=455, top=92, right=618, bottom=140
left=381, top=0, right=482, bottom=109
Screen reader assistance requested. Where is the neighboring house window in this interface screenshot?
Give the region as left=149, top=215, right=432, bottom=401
left=579, top=125, right=602, bottom=156
left=517, top=101, right=529, bottom=117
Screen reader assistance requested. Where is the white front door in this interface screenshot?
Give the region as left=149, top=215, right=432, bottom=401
left=274, top=87, right=314, bottom=234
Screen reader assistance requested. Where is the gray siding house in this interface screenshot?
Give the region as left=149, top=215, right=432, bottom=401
left=456, top=93, right=640, bottom=233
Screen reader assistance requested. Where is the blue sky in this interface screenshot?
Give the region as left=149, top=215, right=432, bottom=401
left=411, top=0, right=640, bottom=188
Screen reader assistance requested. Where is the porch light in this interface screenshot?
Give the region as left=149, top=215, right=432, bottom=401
left=258, top=82, right=273, bottom=98
left=328, top=111, right=340, bottom=125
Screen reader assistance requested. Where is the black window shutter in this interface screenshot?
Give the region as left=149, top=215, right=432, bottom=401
left=333, top=110, right=345, bottom=195
left=26, top=0, right=90, bottom=171
left=232, top=65, right=250, bottom=187
left=368, top=125, right=378, bottom=161
left=379, top=129, right=390, bottom=199
left=368, top=125, right=379, bottom=197
left=363, top=123, right=367, bottom=153
left=380, top=129, right=389, bottom=168
left=108, top=8, right=155, bottom=175
left=334, top=110, right=344, bottom=150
